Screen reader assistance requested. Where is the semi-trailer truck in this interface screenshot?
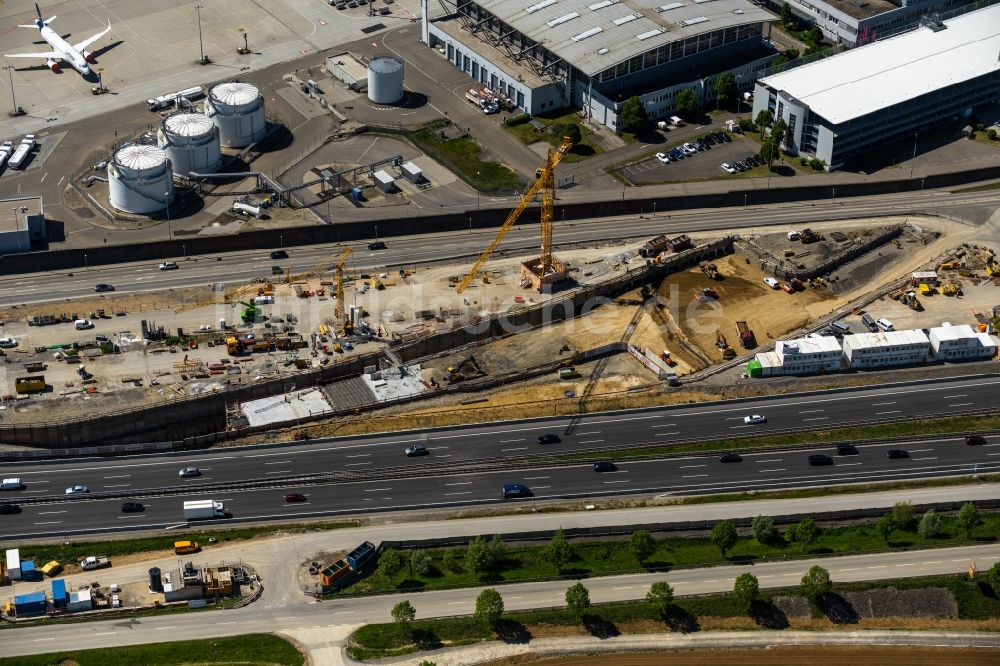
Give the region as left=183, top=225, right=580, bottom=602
left=183, top=499, right=226, bottom=520
left=147, top=86, right=205, bottom=111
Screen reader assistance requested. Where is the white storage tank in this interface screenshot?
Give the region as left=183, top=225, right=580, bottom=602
left=157, top=112, right=221, bottom=177
left=204, top=82, right=266, bottom=148
left=108, top=144, right=174, bottom=215
left=367, top=56, right=403, bottom=105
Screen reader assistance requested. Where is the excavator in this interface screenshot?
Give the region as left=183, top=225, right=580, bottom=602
left=234, top=300, right=259, bottom=324
left=715, top=329, right=736, bottom=360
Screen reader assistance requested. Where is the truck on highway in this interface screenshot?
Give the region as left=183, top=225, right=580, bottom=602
left=183, top=499, right=227, bottom=520
left=7, top=135, right=36, bottom=170
left=147, top=86, right=205, bottom=111
left=79, top=555, right=111, bottom=571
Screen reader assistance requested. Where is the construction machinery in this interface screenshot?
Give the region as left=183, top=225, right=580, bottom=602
left=457, top=136, right=573, bottom=294
left=234, top=300, right=259, bottom=323
left=715, top=329, right=736, bottom=359
left=700, top=262, right=721, bottom=280
left=940, top=281, right=960, bottom=296
left=693, top=287, right=718, bottom=302
left=332, top=248, right=354, bottom=335
left=225, top=336, right=245, bottom=355
left=443, top=355, right=482, bottom=382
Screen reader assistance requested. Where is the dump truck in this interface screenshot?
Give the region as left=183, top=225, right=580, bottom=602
left=226, top=336, right=246, bottom=355
left=183, top=499, right=226, bottom=520
left=79, top=555, right=111, bottom=571
left=736, top=321, right=754, bottom=348
left=14, top=376, right=46, bottom=394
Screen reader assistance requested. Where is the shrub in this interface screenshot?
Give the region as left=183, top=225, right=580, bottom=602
left=738, top=118, right=756, bottom=133
left=750, top=515, right=777, bottom=544
left=918, top=510, right=942, bottom=539
left=505, top=113, right=531, bottom=126
left=988, top=129, right=997, bottom=141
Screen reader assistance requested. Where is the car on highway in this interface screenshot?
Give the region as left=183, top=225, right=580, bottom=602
left=965, top=434, right=987, bottom=445
left=537, top=433, right=561, bottom=445
left=502, top=483, right=530, bottom=499
left=65, top=485, right=89, bottom=495
left=94, top=283, right=115, bottom=292
left=0, top=337, right=17, bottom=348
left=270, top=250, right=288, bottom=259
left=655, top=152, right=670, bottom=164
left=808, top=454, right=834, bottom=466
left=178, top=467, right=201, bottom=478
left=368, top=241, right=387, bottom=250
left=886, top=449, right=909, bottom=459
left=836, top=444, right=859, bottom=455
left=284, top=493, right=307, bottom=503
left=593, top=461, right=616, bottom=472
left=159, top=261, right=179, bottom=271
left=121, top=501, right=144, bottom=513
left=743, top=414, right=767, bottom=424
left=404, top=444, right=429, bottom=457
left=0, top=503, right=21, bottom=514
left=271, top=265, right=284, bottom=275
left=719, top=452, right=743, bottom=463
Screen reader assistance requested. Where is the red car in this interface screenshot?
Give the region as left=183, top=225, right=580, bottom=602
left=284, top=493, right=307, bottom=503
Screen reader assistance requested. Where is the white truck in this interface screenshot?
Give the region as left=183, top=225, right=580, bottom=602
left=147, top=86, right=205, bottom=111
left=79, top=555, right=111, bottom=571
left=0, top=140, right=13, bottom=170
left=183, top=499, right=226, bottom=520
left=0, top=477, right=23, bottom=490
left=7, top=135, right=36, bottom=170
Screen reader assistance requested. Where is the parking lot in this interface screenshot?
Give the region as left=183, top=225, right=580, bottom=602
left=619, top=130, right=768, bottom=184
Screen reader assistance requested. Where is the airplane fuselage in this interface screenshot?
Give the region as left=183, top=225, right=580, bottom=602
left=36, top=20, right=90, bottom=75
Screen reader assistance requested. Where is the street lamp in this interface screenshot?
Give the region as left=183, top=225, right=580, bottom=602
left=165, top=193, right=172, bottom=240
left=4, top=65, right=23, bottom=117
left=476, top=171, right=480, bottom=212
left=195, top=5, right=209, bottom=65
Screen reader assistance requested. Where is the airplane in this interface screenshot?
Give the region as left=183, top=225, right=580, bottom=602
left=4, top=3, right=112, bottom=75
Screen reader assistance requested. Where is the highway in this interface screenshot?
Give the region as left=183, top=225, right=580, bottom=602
left=1, top=375, right=997, bottom=539
left=0, top=186, right=995, bottom=306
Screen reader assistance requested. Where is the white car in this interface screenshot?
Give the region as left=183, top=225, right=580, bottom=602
left=178, top=467, right=201, bottom=478
left=65, top=485, right=90, bottom=494
left=720, top=163, right=737, bottom=174
left=763, top=277, right=780, bottom=289
left=682, top=143, right=699, bottom=155
left=74, top=319, right=95, bottom=330
left=743, top=415, right=767, bottom=425
left=655, top=152, right=670, bottom=164
left=159, top=261, right=179, bottom=271
left=0, top=337, right=17, bottom=348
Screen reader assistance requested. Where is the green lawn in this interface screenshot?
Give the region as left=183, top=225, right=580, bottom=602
left=347, top=574, right=1000, bottom=660
left=0, top=634, right=304, bottom=666
left=954, top=180, right=1000, bottom=193
left=503, top=111, right=602, bottom=162
left=336, top=510, right=999, bottom=596
left=410, top=124, right=522, bottom=191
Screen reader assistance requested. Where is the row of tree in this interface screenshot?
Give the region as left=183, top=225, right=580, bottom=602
left=616, top=72, right=739, bottom=132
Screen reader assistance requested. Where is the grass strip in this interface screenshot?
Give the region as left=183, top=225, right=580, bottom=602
left=409, top=124, right=521, bottom=191
left=347, top=574, right=1000, bottom=660
left=953, top=181, right=1000, bottom=193
left=336, top=511, right=999, bottom=596
left=0, top=633, right=304, bottom=666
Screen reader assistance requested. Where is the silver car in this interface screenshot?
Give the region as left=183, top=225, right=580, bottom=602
left=178, top=467, right=201, bottom=478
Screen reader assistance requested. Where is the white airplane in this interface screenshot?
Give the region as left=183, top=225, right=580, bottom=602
left=4, top=3, right=112, bottom=75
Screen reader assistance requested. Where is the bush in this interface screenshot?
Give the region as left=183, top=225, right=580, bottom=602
left=475, top=588, right=504, bottom=628
left=505, top=113, right=531, bottom=126
left=733, top=573, right=759, bottom=613
left=808, top=158, right=825, bottom=171
left=710, top=520, right=738, bottom=558
left=738, top=118, right=755, bottom=132
left=988, top=129, right=997, bottom=141
left=976, top=123, right=985, bottom=131
left=750, top=515, right=777, bottom=544
left=800, top=157, right=809, bottom=166
left=630, top=530, right=656, bottom=563
left=918, top=510, right=942, bottom=539
left=891, top=501, right=915, bottom=531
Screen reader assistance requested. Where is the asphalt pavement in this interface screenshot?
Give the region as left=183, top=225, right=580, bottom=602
left=1, top=375, right=997, bottom=539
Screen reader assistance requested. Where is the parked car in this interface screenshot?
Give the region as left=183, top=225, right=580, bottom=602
left=178, top=467, right=201, bottom=478
left=501, top=483, right=530, bottom=498
left=270, top=250, right=288, bottom=259
left=0, top=503, right=21, bottom=514
left=121, top=502, right=144, bottom=513
left=719, top=132, right=732, bottom=143
left=593, top=461, right=616, bottom=472
left=743, top=414, right=767, bottom=424
left=159, top=261, right=178, bottom=271
left=65, top=485, right=89, bottom=495
left=284, top=493, right=307, bottom=503
left=367, top=241, right=387, bottom=250
left=886, top=449, right=909, bottom=459
left=669, top=147, right=684, bottom=160
left=404, top=444, right=429, bottom=457
left=965, top=435, right=987, bottom=445
left=537, top=434, right=561, bottom=445
left=655, top=152, right=670, bottom=164
left=0, top=337, right=17, bottom=348
left=836, top=444, right=859, bottom=455
left=682, top=143, right=699, bottom=155
left=94, top=283, right=115, bottom=292
left=808, top=454, right=834, bottom=466
left=763, top=277, right=780, bottom=289
left=720, top=163, right=737, bottom=174
left=719, top=452, right=743, bottom=463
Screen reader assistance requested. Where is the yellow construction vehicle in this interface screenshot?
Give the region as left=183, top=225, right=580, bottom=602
left=369, top=276, right=384, bottom=291
left=457, top=136, right=573, bottom=294
left=700, top=262, right=721, bottom=280
left=715, top=329, right=736, bottom=360
left=225, top=336, right=245, bottom=355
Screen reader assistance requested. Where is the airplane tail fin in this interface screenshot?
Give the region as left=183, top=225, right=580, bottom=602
left=34, top=3, right=56, bottom=25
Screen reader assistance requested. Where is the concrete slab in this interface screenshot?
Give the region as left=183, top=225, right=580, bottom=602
left=361, top=364, right=426, bottom=402
left=242, top=386, right=333, bottom=427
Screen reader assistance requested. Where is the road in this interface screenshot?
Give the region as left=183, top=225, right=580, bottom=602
left=1, top=375, right=997, bottom=539
left=1, top=536, right=997, bottom=659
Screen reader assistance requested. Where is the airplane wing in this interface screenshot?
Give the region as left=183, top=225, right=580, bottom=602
left=73, top=22, right=112, bottom=52
left=4, top=51, right=60, bottom=58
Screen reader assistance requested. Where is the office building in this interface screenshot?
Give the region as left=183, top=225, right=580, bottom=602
left=928, top=323, right=998, bottom=360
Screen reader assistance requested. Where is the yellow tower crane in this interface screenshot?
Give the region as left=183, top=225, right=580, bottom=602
left=456, top=136, right=573, bottom=294
left=333, top=247, right=353, bottom=334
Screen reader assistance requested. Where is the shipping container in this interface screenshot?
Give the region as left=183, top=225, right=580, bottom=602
left=347, top=541, right=376, bottom=570
left=5, top=549, right=20, bottom=581
left=320, top=559, right=351, bottom=586
left=14, top=591, right=46, bottom=616
left=51, top=579, right=68, bottom=608
left=19, top=560, right=37, bottom=581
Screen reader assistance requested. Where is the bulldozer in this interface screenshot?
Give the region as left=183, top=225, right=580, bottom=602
left=715, top=329, right=736, bottom=360
left=700, top=262, right=721, bottom=280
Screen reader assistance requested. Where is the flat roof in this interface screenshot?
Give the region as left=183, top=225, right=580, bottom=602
left=820, top=0, right=898, bottom=21
left=759, top=4, right=1000, bottom=125
left=464, top=0, right=774, bottom=77
left=928, top=323, right=979, bottom=341
left=843, top=329, right=930, bottom=349
left=777, top=335, right=842, bottom=355
left=0, top=197, right=42, bottom=235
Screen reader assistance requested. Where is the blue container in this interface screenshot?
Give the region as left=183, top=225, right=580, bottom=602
left=351, top=186, right=363, bottom=202
left=14, top=591, right=47, bottom=617
left=347, top=541, right=376, bottom=570
left=51, top=579, right=68, bottom=608
left=19, top=560, right=37, bottom=581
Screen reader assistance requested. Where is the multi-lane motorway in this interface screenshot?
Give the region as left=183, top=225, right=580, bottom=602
left=1, top=376, right=996, bottom=539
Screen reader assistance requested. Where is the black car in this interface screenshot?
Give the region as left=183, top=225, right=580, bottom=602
left=705, top=135, right=717, bottom=145
left=593, top=461, right=616, bottom=473
left=0, top=503, right=21, bottom=515
left=94, top=283, right=115, bottom=293
left=284, top=493, right=307, bottom=503
left=966, top=435, right=987, bottom=445
left=808, top=454, right=834, bottom=466
left=502, top=483, right=530, bottom=498
left=270, top=250, right=288, bottom=259
left=836, top=444, right=859, bottom=455
left=120, top=501, right=144, bottom=513
left=886, top=449, right=909, bottom=459
left=719, top=452, right=743, bottom=463
left=404, top=444, right=429, bottom=457
left=271, top=265, right=284, bottom=275
left=368, top=241, right=387, bottom=251
left=537, top=433, right=561, bottom=445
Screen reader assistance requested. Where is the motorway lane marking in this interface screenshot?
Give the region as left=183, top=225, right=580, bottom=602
left=265, top=471, right=292, bottom=475
left=445, top=482, right=472, bottom=486
left=523, top=476, right=550, bottom=480
left=729, top=425, right=751, bottom=429
left=681, top=474, right=708, bottom=478
left=803, top=417, right=829, bottom=422
left=103, top=474, right=131, bottom=479
left=217, top=621, right=238, bottom=625
left=265, top=460, right=293, bottom=465
left=755, top=459, right=783, bottom=463
left=94, top=632, right=115, bottom=635
left=104, top=484, right=131, bottom=488
left=38, top=510, right=67, bottom=514
left=533, top=485, right=551, bottom=489
left=29, top=480, right=50, bottom=483
left=580, top=439, right=605, bottom=444
left=363, top=488, right=392, bottom=492
left=34, top=521, right=62, bottom=525
left=655, top=432, right=680, bottom=437
left=283, top=502, right=311, bottom=506
left=444, top=491, right=472, bottom=496
left=154, top=626, right=177, bottom=630
left=603, top=480, right=630, bottom=484
left=613, top=586, right=634, bottom=590
left=988, top=452, right=1000, bottom=456
left=838, top=568, right=859, bottom=572
left=576, top=431, right=602, bottom=436
left=942, top=394, right=967, bottom=399
left=871, top=401, right=896, bottom=406
left=33, top=638, right=55, bottom=642
left=275, top=616, right=296, bottom=620
left=896, top=563, right=916, bottom=567
left=912, top=457, right=938, bottom=461
left=875, top=410, right=901, bottom=415
left=799, top=409, right=825, bottom=414
left=759, top=468, right=786, bottom=473
left=923, top=561, right=943, bottom=565
left=346, top=453, right=371, bottom=458
left=436, top=454, right=453, bottom=458
left=499, top=439, right=526, bottom=443
left=344, top=462, right=371, bottom=467
left=867, top=565, right=887, bottom=569
left=910, top=448, right=933, bottom=452
left=651, top=423, right=678, bottom=428
left=447, top=601, right=465, bottom=605
left=679, top=464, right=706, bottom=469
left=837, top=462, right=863, bottom=466
left=501, top=447, right=529, bottom=451
left=949, top=402, right=973, bottom=407
left=725, top=417, right=744, bottom=421
left=364, top=498, right=392, bottom=501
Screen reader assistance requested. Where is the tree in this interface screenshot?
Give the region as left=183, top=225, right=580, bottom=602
left=770, top=118, right=787, bottom=150
left=800, top=565, right=833, bottom=603
left=618, top=96, right=648, bottom=132
left=474, top=588, right=505, bottom=629
left=563, top=123, right=583, bottom=146
left=780, top=2, right=793, bottom=27
left=543, top=528, right=574, bottom=574
left=805, top=26, right=823, bottom=47
left=410, top=549, right=431, bottom=577
left=391, top=600, right=416, bottom=636
left=565, top=582, right=591, bottom=621
left=986, top=561, right=1000, bottom=597
left=988, top=129, right=998, bottom=141
left=751, top=515, right=777, bottom=544
left=379, top=548, right=406, bottom=581
left=787, top=517, right=819, bottom=552
left=760, top=136, right=780, bottom=171
left=484, top=534, right=506, bottom=569
left=874, top=514, right=895, bottom=545
left=713, top=72, right=737, bottom=109
left=465, top=535, right=491, bottom=574
left=754, top=110, right=773, bottom=134
left=918, top=510, right=942, bottom=539
left=674, top=89, right=701, bottom=121
left=710, top=520, right=738, bottom=558
left=630, top=530, right=656, bottom=564
left=891, top=501, right=914, bottom=531
left=646, top=581, right=675, bottom=616
left=958, top=502, right=980, bottom=539
left=733, top=573, right=759, bottom=613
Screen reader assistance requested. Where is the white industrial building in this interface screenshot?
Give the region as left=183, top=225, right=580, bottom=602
left=841, top=329, right=930, bottom=369
left=752, top=4, right=1000, bottom=169
left=0, top=196, right=45, bottom=253
left=750, top=334, right=842, bottom=376
left=928, top=324, right=998, bottom=361
left=66, top=588, right=93, bottom=612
